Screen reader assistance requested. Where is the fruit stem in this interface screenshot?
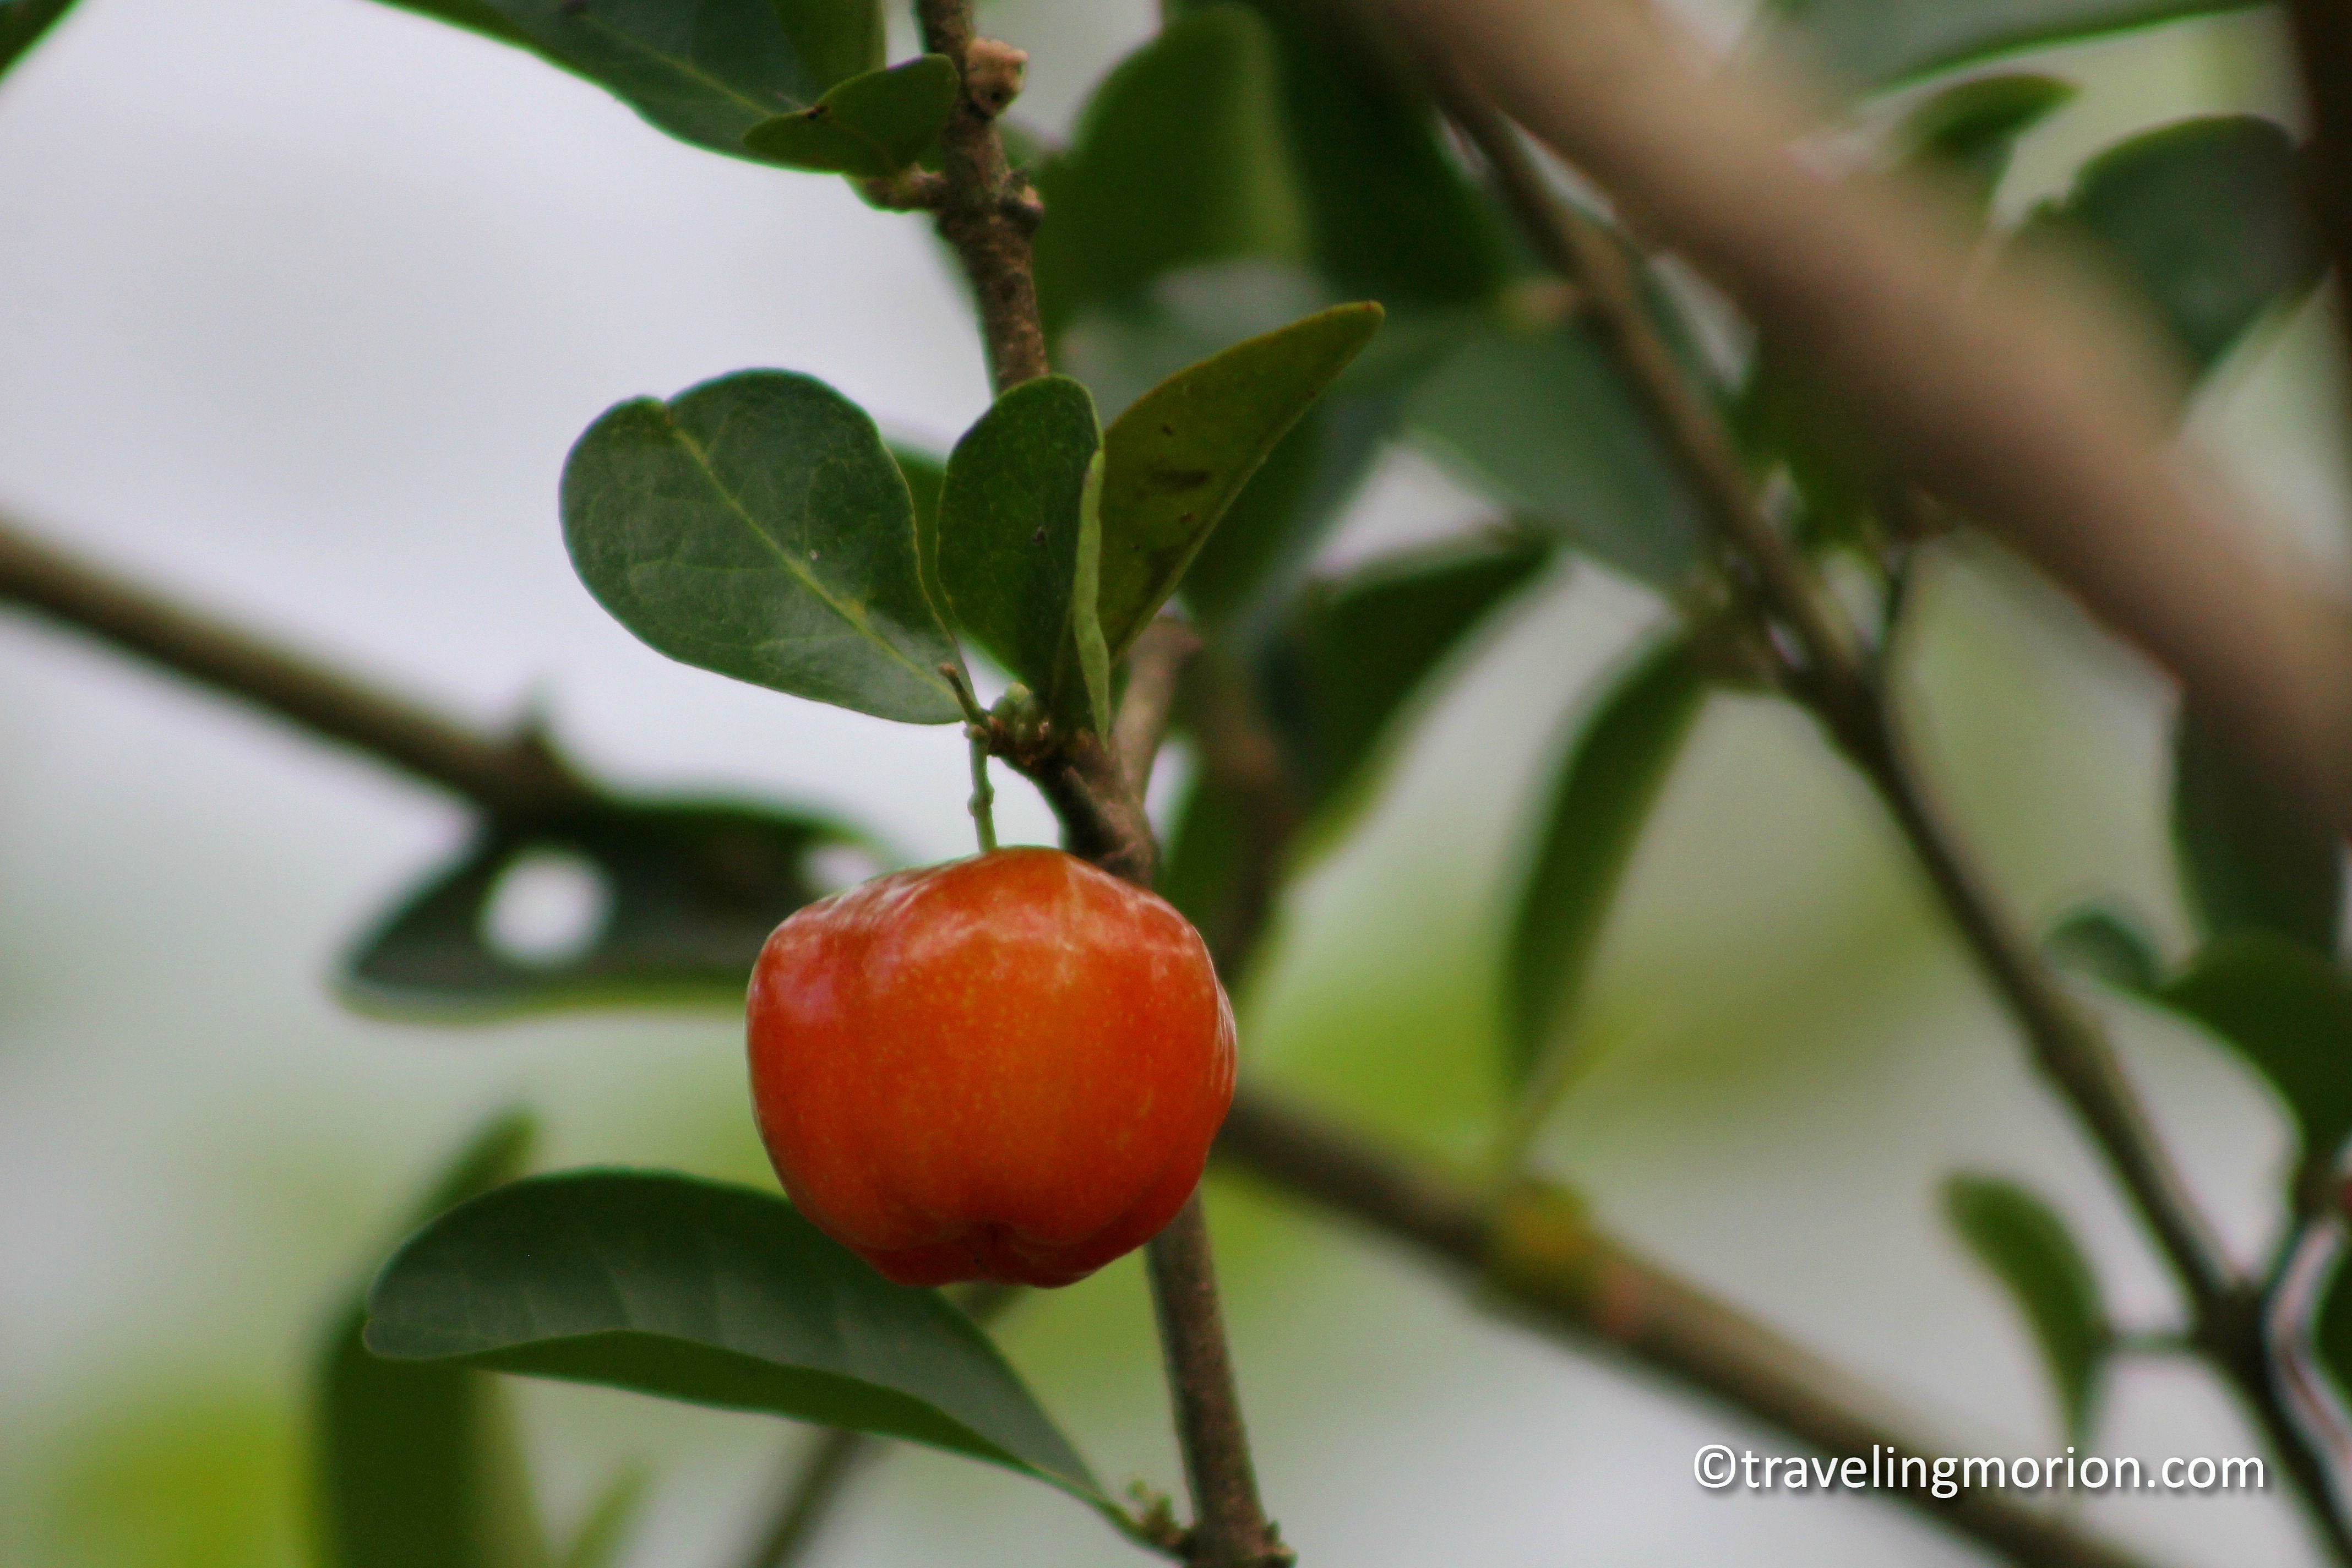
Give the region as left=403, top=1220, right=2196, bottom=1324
left=965, top=726, right=998, bottom=853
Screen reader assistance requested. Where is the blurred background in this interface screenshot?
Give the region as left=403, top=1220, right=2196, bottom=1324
left=2, top=0, right=2349, bottom=1563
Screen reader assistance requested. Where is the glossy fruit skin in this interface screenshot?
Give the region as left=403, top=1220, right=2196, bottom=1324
left=747, top=847, right=1236, bottom=1288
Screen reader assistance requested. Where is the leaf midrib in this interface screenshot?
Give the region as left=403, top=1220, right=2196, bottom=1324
left=664, top=417, right=946, bottom=695
left=568, top=9, right=815, bottom=117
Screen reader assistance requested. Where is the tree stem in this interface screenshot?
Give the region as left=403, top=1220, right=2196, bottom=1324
left=915, top=0, right=1049, bottom=394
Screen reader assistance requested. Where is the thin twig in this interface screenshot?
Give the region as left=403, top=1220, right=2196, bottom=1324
left=0, top=509, right=2165, bottom=1568
left=1418, top=39, right=2352, bottom=1562
left=0, top=513, right=589, bottom=818
left=915, top=0, right=1049, bottom=393
left=1113, top=619, right=1204, bottom=799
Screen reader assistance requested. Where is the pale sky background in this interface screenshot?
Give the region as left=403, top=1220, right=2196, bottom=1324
left=1, top=2, right=2348, bottom=1565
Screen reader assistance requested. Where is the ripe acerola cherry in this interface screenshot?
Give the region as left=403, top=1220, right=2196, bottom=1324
left=747, top=846, right=1237, bottom=1288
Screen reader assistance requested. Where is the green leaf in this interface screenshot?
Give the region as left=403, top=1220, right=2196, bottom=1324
left=366, top=1172, right=1110, bottom=1514
left=1095, top=302, right=1384, bottom=658
left=370, top=0, right=882, bottom=161
left=2029, top=116, right=2324, bottom=382
left=557, top=1467, right=647, bottom=1568
left=1031, top=5, right=1308, bottom=344
left=1262, top=531, right=1551, bottom=818
left=1178, top=0, right=1510, bottom=306
left=2172, top=704, right=2344, bottom=953
left=935, top=378, right=1110, bottom=734
left=1, top=0, right=81, bottom=80
left=1898, top=73, right=2077, bottom=216
left=1408, top=312, right=1710, bottom=592
left=2162, top=933, right=2352, bottom=1180
left=1506, top=638, right=1707, bottom=1084
left=563, top=369, right=964, bottom=724
left=743, top=54, right=957, bottom=177
left=317, top=1113, right=546, bottom=1568
left=343, top=797, right=872, bottom=1020
left=1944, top=1174, right=2111, bottom=1447
left=2044, top=904, right=2165, bottom=993
left=2315, top=1246, right=2352, bottom=1407
left=1762, top=0, right=2261, bottom=95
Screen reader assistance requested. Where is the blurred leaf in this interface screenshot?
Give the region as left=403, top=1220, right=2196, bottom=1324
left=557, top=1467, right=648, bottom=1568
left=1944, top=1174, right=2111, bottom=1446
left=2173, top=704, right=2344, bottom=953
left=367, top=1172, right=1112, bottom=1513
left=2162, top=933, right=2352, bottom=1179
left=45, top=1387, right=303, bottom=1568
left=1262, top=531, right=1551, bottom=818
left=1180, top=389, right=1403, bottom=636
left=563, top=369, right=964, bottom=723
left=344, top=797, right=869, bottom=1019
left=1, top=0, right=80, bottom=80
left=371, top=0, right=885, bottom=161
left=1746, top=75, right=2074, bottom=547
left=1157, top=766, right=1259, bottom=959
left=1032, top=6, right=1306, bottom=342
left=2315, top=1245, right=2352, bottom=1406
left=1898, top=73, right=2077, bottom=218
left=1506, top=638, right=1707, bottom=1084
left=1762, top=0, right=2261, bottom=95
left=742, top=54, right=956, bottom=176
left=316, top=1112, right=545, bottom=1568
left=937, top=377, right=1110, bottom=734
left=1408, top=312, right=1710, bottom=591
left=1182, top=0, right=1510, bottom=305
left=2044, top=905, right=2165, bottom=993
left=1096, top=303, right=1384, bottom=658
left=2028, top=116, right=2324, bottom=383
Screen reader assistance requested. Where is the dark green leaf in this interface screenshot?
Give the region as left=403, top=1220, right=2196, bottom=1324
left=343, top=797, right=870, bottom=1019
left=1408, top=313, right=1710, bottom=592
left=1945, top=1174, right=2111, bottom=1446
left=1, top=0, right=81, bottom=80
left=2029, top=116, right=2324, bottom=382
left=563, top=369, right=964, bottom=723
left=1031, top=6, right=1307, bottom=344
left=1762, top=0, right=2261, bottom=95
left=1179, top=0, right=1510, bottom=306
left=1262, top=531, right=1551, bottom=817
left=936, top=378, right=1110, bottom=734
left=317, top=1113, right=545, bottom=1568
left=371, top=0, right=881, bottom=161
left=2162, top=933, right=2352, bottom=1177
left=743, top=54, right=957, bottom=177
left=366, top=1172, right=1108, bottom=1512
left=2044, top=905, right=2165, bottom=993
left=2173, top=704, right=2344, bottom=953
left=1506, top=638, right=1707, bottom=1084
left=2315, top=1245, right=2352, bottom=1407
left=1898, top=73, right=2078, bottom=216
left=1157, top=767, right=1260, bottom=963
left=1095, top=303, right=1384, bottom=658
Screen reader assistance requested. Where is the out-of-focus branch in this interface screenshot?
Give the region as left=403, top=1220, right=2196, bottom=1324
left=0, top=510, right=2166, bottom=1568
left=2286, top=1, right=2352, bottom=389
left=1113, top=619, right=1204, bottom=798
left=0, top=514, right=588, bottom=818
left=1379, top=0, right=2352, bottom=844
left=1213, top=1092, right=2160, bottom=1568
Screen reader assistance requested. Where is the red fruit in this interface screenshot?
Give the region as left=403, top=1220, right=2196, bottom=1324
left=746, top=846, right=1237, bottom=1288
